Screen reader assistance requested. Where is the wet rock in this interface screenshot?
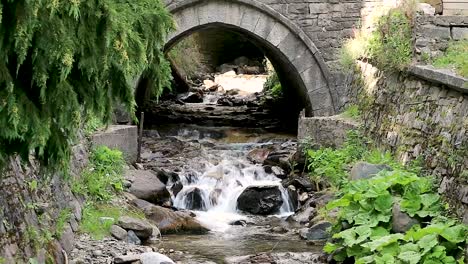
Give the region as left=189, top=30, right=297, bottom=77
left=299, top=221, right=332, bottom=242
left=288, top=199, right=316, bottom=224
left=349, top=162, right=392, bottom=180
left=247, top=148, right=271, bottom=164
left=226, top=252, right=325, bottom=264
left=110, top=225, right=127, bottom=241
left=118, top=216, right=153, bottom=240
left=282, top=176, right=313, bottom=192
left=143, top=204, right=209, bottom=235
left=233, top=56, right=250, bottom=66
left=155, top=169, right=180, bottom=185
left=171, top=182, right=183, bottom=197
left=209, top=188, right=222, bottom=206
left=392, top=203, right=419, bottom=233
left=127, top=170, right=171, bottom=205
left=237, top=65, right=262, bottom=75
left=237, top=185, right=283, bottom=215
left=271, top=226, right=288, bottom=233
left=140, top=252, right=175, bottom=264
left=127, top=230, right=141, bottom=245
left=264, top=151, right=291, bottom=173
left=185, top=187, right=206, bottom=211
left=203, top=79, right=218, bottom=91
left=229, top=220, right=248, bottom=226
left=287, top=185, right=299, bottom=211
left=271, top=166, right=287, bottom=179
left=179, top=92, right=203, bottom=103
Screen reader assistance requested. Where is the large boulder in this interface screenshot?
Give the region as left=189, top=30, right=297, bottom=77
left=299, top=221, right=332, bottom=242
left=117, top=216, right=153, bottom=240
left=137, top=202, right=209, bottom=235
left=247, top=148, right=271, bottom=164
left=127, top=170, right=171, bottom=205
left=140, top=252, right=175, bottom=264
left=349, top=162, right=391, bottom=181
left=185, top=187, right=206, bottom=211
left=392, top=203, right=420, bottom=233
left=178, top=92, right=203, bottom=103
left=237, top=186, right=283, bottom=215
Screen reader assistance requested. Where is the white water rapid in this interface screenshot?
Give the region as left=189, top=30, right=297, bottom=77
left=166, top=127, right=295, bottom=232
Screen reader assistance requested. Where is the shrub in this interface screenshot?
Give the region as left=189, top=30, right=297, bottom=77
left=368, top=9, right=413, bottom=71
left=342, top=105, right=361, bottom=119
left=72, top=146, right=125, bottom=201
left=306, top=131, right=368, bottom=188
left=324, top=170, right=467, bottom=263
left=263, top=71, right=283, bottom=99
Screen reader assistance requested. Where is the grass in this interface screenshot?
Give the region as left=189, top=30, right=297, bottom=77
left=55, top=208, right=72, bottom=239
left=79, top=203, right=145, bottom=240
left=72, top=146, right=125, bottom=202
left=433, top=40, right=468, bottom=78
left=341, top=105, right=360, bottom=119
left=340, top=5, right=414, bottom=72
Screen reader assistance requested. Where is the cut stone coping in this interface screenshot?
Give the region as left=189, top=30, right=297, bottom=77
left=408, top=65, right=468, bottom=94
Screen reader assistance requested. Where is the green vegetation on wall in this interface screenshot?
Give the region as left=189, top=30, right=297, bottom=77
left=263, top=71, right=283, bottom=99
left=0, top=0, right=174, bottom=170
left=433, top=40, right=468, bottom=78
left=72, top=146, right=125, bottom=202
left=340, top=5, right=414, bottom=72
left=304, top=131, right=467, bottom=263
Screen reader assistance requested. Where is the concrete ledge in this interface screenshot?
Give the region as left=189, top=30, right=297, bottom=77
left=408, top=65, right=468, bottom=93
left=92, top=125, right=138, bottom=163
left=297, top=111, right=359, bottom=148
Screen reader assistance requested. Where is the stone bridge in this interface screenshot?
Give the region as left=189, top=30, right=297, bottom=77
left=158, top=0, right=374, bottom=116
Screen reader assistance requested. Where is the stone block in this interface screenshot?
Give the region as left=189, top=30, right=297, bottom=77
left=239, top=7, right=260, bottom=33
left=92, top=125, right=138, bottom=163
left=452, top=27, right=468, bottom=40
left=277, top=33, right=305, bottom=60
left=292, top=50, right=317, bottom=74
left=266, top=22, right=290, bottom=47
left=253, top=15, right=277, bottom=39
left=309, top=3, right=328, bottom=14
left=420, top=25, right=451, bottom=40
left=197, top=1, right=228, bottom=25
left=297, top=113, right=358, bottom=147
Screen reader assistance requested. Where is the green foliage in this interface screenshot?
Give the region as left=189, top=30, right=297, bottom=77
left=25, top=225, right=53, bottom=251
left=306, top=131, right=367, bottom=187
left=340, top=6, right=413, bottom=72
left=79, top=203, right=144, bottom=239
left=0, top=0, right=174, bottom=169
left=433, top=40, right=468, bottom=78
left=342, top=105, right=361, bottom=119
left=263, top=71, right=283, bottom=99
left=55, top=208, right=72, bottom=239
left=72, top=146, right=125, bottom=202
left=84, top=114, right=106, bottom=137
left=368, top=9, right=413, bottom=71
left=324, top=170, right=467, bottom=263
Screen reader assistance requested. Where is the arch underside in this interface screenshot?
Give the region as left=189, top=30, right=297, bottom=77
left=166, top=0, right=337, bottom=117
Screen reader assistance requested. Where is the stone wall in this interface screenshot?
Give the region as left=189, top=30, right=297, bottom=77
left=0, top=144, right=88, bottom=263
left=92, top=125, right=138, bottom=163
left=415, top=15, right=468, bottom=60
left=348, top=61, right=468, bottom=222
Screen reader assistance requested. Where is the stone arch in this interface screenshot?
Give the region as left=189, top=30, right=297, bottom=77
left=164, top=0, right=337, bottom=116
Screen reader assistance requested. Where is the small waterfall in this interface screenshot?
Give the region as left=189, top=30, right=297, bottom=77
left=166, top=127, right=294, bottom=232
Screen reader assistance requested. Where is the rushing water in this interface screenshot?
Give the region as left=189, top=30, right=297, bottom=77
left=143, top=126, right=321, bottom=262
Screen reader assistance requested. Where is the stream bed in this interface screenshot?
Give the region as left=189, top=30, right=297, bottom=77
left=139, top=125, right=323, bottom=263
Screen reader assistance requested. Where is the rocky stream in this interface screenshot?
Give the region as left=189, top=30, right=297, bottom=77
left=71, top=69, right=333, bottom=264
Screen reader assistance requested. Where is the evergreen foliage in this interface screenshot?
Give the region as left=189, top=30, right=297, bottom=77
left=0, top=0, right=174, bottom=169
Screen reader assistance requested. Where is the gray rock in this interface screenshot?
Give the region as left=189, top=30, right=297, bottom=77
left=247, top=148, right=271, bottom=164
left=118, top=216, right=153, bottom=240
left=127, top=230, right=141, bottom=245
left=452, top=27, right=468, bottom=40
left=110, top=225, right=127, bottom=240
left=127, top=170, right=171, bottom=205
left=349, top=162, right=391, bottom=180
left=178, top=92, right=203, bottom=103
left=140, top=252, right=175, bottom=264
left=237, top=185, right=283, bottom=215
left=171, top=182, right=183, bottom=197
left=114, top=255, right=141, bottom=264
left=184, top=187, right=206, bottom=211
left=392, top=203, right=419, bottom=233
left=299, top=221, right=332, bottom=241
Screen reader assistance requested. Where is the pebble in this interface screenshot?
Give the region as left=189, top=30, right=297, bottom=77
left=169, top=249, right=174, bottom=253
left=93, top=250, right=103, bottom=257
